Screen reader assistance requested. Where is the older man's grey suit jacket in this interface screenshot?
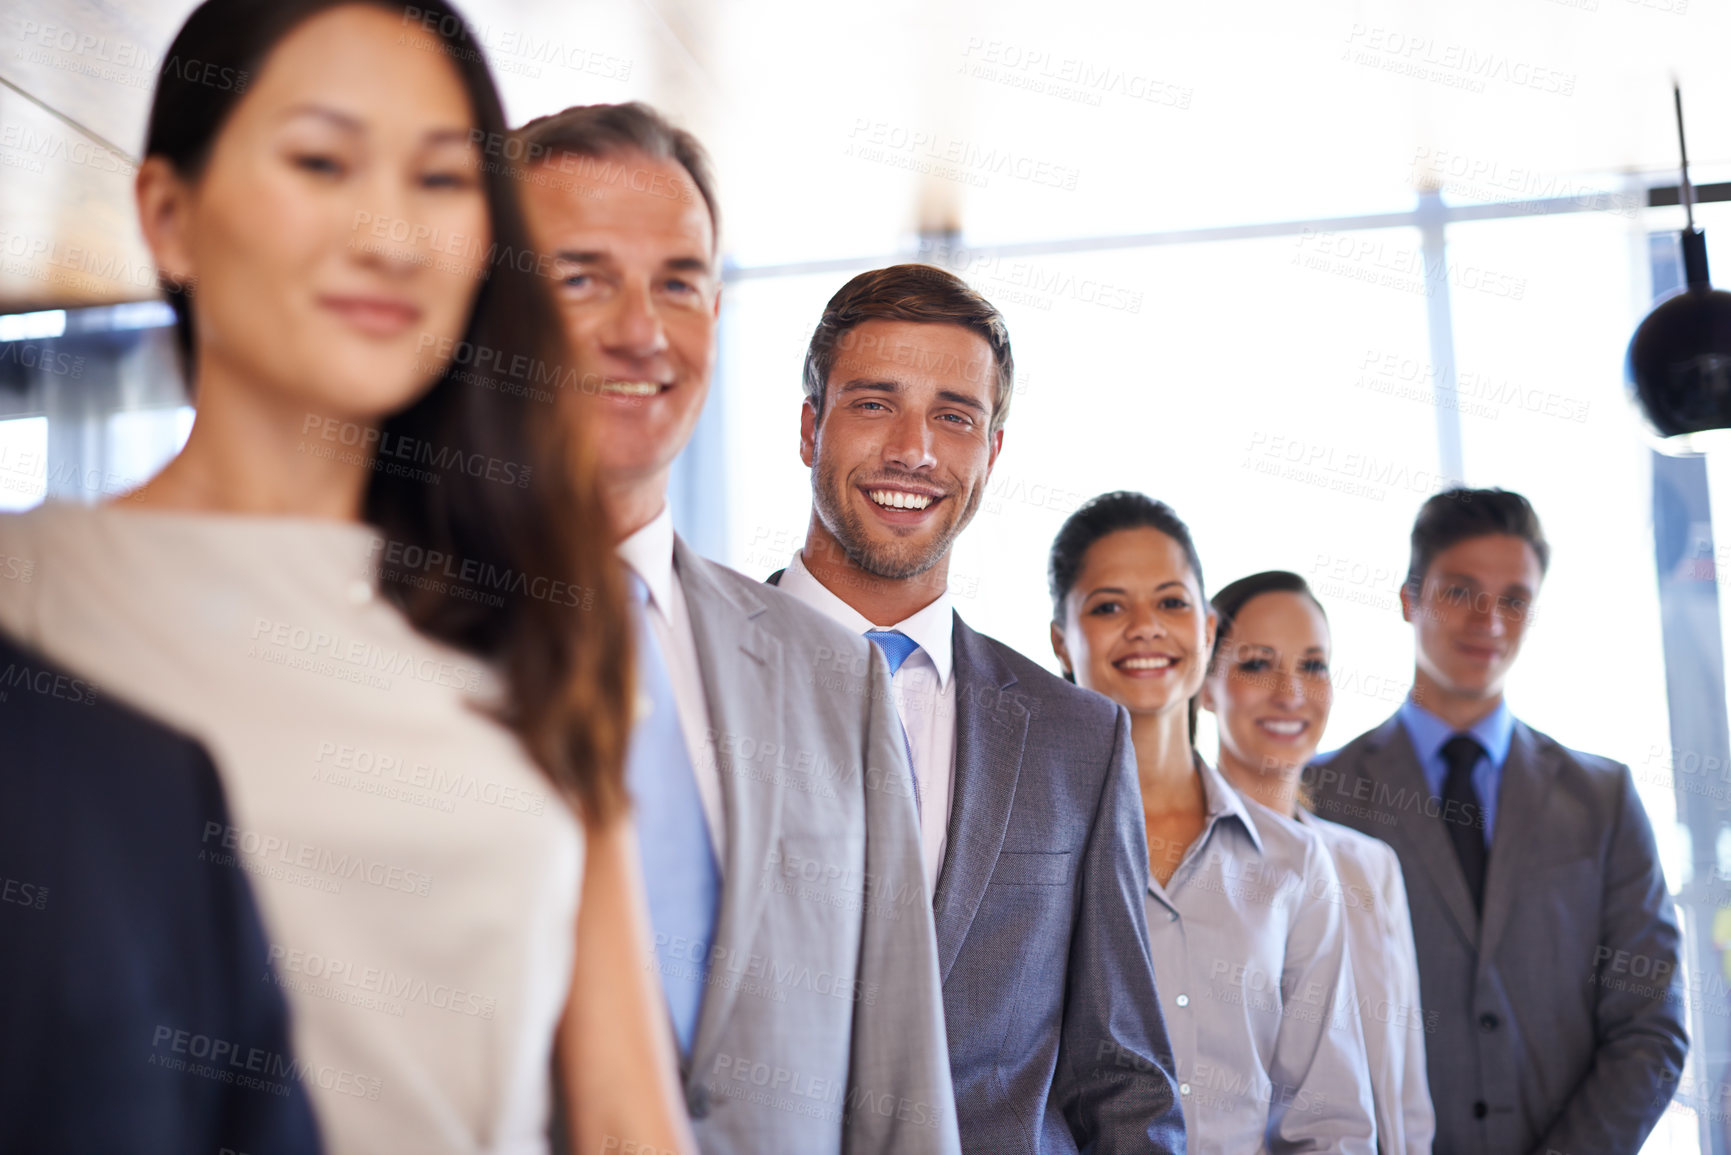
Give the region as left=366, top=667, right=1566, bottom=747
left=677, top=540, right=959, bottom=1155
left=1312, top=713, right=1687, bottom=1155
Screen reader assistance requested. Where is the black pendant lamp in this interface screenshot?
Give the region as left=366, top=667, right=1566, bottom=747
left=1628, top=84, right=1731, bottom=447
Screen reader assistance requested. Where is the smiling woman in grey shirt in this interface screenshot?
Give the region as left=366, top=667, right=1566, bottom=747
left=1050, top=492, right=1376, bottom=1154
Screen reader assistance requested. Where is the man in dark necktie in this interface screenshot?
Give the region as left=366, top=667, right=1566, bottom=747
left=1312, top=487, right=1686, bottom=1154
left=767, top=265, right=1184, bottom=1155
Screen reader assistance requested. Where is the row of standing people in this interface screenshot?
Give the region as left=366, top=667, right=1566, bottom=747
left=1047, top=487, right=1688, bottom=1153
left=0, top=1, right=1689, bottom=1153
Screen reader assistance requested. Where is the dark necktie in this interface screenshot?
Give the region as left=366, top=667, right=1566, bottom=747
left=1440, top=734, right=1488, bottom=913
left=863, top=629, right=921, bottom=816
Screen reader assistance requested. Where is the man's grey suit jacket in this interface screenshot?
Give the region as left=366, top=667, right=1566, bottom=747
left=936, top=617, right=1185, bottom=1154
left=675, top=539, right=960, bottom=1155
left=1312, top=713, right=1687, bottom=1155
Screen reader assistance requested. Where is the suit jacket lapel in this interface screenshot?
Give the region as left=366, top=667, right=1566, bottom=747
left=1360, top=715, right=1481, bottom=951
left=931, top=614, right=1028, bottom=985
left=1478, top=721, right=1561, bottom=961
left=672, top=538, right=786, bottom=1082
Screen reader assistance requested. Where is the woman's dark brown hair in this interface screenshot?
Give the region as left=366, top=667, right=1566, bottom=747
left=1207, top=571, right=1327, bottom=671
left=1048, top=490, right=1207, bottom=743
left=145, top=0, right=632, bottom=821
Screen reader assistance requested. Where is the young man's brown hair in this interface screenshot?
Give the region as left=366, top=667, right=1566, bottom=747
left=802, top=263, right=1015, bottom=435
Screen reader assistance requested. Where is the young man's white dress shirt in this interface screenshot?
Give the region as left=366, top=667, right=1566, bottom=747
left=776, top=549, right=956, bottom=894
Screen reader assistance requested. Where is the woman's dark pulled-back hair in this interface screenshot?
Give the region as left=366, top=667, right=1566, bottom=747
left=1048, top=491, right=1205, bottom=624
left=1048, top=490, right=1207, bottom=739
left=1207, top=571, right=1327, bottom=672
left=145, top=0, right=633, bottom=821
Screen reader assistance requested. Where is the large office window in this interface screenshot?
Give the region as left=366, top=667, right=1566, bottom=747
left=1444, top=210, right=1676, bottom=866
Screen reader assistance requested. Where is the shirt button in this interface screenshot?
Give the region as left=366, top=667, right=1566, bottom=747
left=1168, top=910, right=1179, bottom=921
left=1473, top=1100, right=1488, bottom=1119
left=1478, top=1012, right=1500, bottom=1032
left=1175, top=994, right=1190, bottom=1007
left=1179, top=1083, right=1191, bottom=1096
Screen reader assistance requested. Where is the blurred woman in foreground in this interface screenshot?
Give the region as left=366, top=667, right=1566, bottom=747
left=1048, top=491, right=1375, bottom=1153
left=0, top=2, right=692, bottom=1151
left=1201, top=571, right=1434, bottom=1153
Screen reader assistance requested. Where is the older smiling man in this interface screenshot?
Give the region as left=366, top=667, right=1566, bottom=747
left=518, top=106, right=959, bottom=1155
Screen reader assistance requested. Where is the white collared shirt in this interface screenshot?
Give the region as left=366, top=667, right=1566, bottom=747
left=775, top=550, right=957, bottom=894
left=616, top=505, right=725, bottom=865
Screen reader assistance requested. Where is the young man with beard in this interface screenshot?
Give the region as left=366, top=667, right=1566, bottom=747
left=516, top=107, right=958, bottom=1155
left=768, top=264, right=1185, bottom=1155
left=1311, top=488, right=1687, bottom=1154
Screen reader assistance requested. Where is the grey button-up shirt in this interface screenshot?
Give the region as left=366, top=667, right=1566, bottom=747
left=1144, top=757, right=1377, bottom=1154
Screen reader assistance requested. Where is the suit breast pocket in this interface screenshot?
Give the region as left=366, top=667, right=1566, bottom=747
left=760, top=833, right=872, bottom=953
left=1517, top=856, right=1602, bottom=980
left=768, top=833, right=869, bottom=891
left=1534, top=855, right=1600, bottom=893
left=990, top=850, right=1073, bottom=887
left=966, top=850, right=1075, bottom=1068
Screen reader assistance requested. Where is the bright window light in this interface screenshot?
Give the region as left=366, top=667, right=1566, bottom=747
left=0, top=310, right=66, bottom=342
left=106, top=406, right=194, bottom=494
left=0, top=416, right=49, bottom=512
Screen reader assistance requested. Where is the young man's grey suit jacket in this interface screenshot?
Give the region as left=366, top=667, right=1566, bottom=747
left=936, top=618, right=1185, bottom=1154
left=1312, top=713, right=1687, bottom=1155
left=676, top=539, right=960, bottom=1155
left=766, top=563, right=1185, bottom=1155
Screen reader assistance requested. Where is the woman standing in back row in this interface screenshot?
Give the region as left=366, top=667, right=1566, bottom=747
left=0, top=2, right=692, bottom=1151
left=1201, top=571, right=1434, bottom=1153
left=1048, top=491, right=1376, bottom=1154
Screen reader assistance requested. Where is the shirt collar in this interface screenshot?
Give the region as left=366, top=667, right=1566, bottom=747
left=1398, top=694, right=1515, bottom=770
left=1196, top=754, right=1265, bottom=857
left=615, top=503, right=675, bottom=621
left=778, top=550, right=955, bottom=687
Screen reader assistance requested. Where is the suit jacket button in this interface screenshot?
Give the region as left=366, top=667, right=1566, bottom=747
left=688, top=1085, right=710, bottom=1118
left=1478, top=1012, right=1499, bottom=1032
left=1473, top=1100, right=1488, bottom=1119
